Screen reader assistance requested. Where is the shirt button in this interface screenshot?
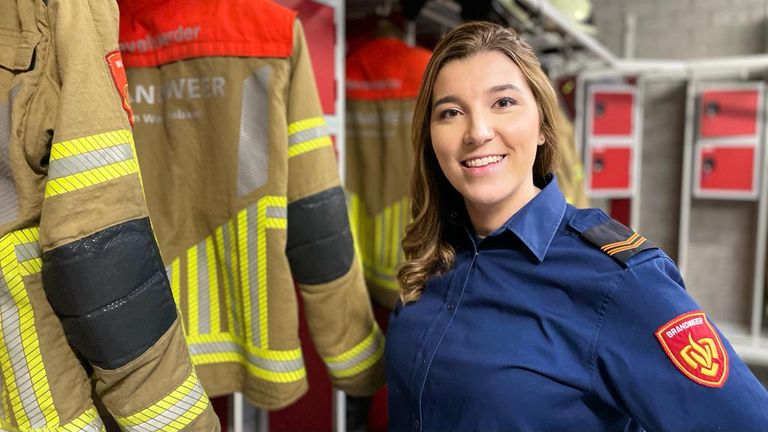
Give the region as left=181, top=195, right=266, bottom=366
left=447, top=304, right=454, bottom=311
left=414, top=419, right=420, bottom=430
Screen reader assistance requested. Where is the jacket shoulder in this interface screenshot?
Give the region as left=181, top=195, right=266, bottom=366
left=567, top=207, right=658, bottom=267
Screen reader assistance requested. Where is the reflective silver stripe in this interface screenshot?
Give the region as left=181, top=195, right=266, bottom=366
left=82, top=415, right=104, bottom=432
left=196, top=240, right=210, bottom=334
left=122, top=380, right=206, bottom=432
left=14, top=242, right=40, bottom=263
left=220, top=222, right=240, bottom=336
left=287, top=125, right=329, bottom=147
left=189, top=341, right=304, bottom=373
left=237, top=66, right=270, bottom=197
left=246, top=204, right=260, bottom=347
left=0, top=247, right=45, bottom=427
left=47, top=143, right=133, bottom=180
left=265, top=206, right=286, bottom=219
left=0, top=88, right=19, bottom=225
left=325, top=331, right=385, bottom=373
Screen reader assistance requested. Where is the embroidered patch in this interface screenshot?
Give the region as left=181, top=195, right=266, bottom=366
left=655, top=311, right=728, bottom=388
left=105, top=51, right=135, bottom=126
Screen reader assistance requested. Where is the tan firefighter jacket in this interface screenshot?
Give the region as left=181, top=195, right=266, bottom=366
left=345, top=37, right=431, bottom=309
left=0, top=0, right=219, bottom=430
left=119, top=0, right=385, bottom=409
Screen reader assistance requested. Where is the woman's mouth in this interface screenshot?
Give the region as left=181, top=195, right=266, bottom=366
left=461, top=154, right=506, bottom=168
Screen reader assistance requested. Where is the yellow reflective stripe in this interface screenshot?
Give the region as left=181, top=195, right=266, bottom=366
left=205, top=238, right=220, bottom=335
left=347, top=194, right=363, bottom=264
left=170, top=258, right=181, bottom=306
left=214, top=227, right=236, bottom=336
left=59, top=406, right=104, bottom=432
left=49, top=130, right=132, bottom=159
left=237, top=209, right=257, bottom=347
left=323, top=326, right=385, bottom=379
left=188, top=334, right=305, bottom=383
left=228, top=222, right=244, bottom=336
left=44, top=159, right=139, bottom=197
left=287, top=136, right=332, bottom=158
left=18, top=258, right=41, bottom=277
left=46, top=130, right=139, bottom=197
left=115, top=370, right=209, bottom=432
left=257, top=196, right=287, bottom=347
left=186, top=246, right=200, bottom=336
left=287, top=117, right=325, bottom=135
left=0, top=229, right=58, bottom=429
left=389, top=200, right=400, bottom=268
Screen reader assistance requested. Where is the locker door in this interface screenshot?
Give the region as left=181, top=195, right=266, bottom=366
left=699, top=89, right=759, bottom=138
left=697, top=145, right=757, bottom=194
left=590, top=146, right=632, bottom=191
left=591, top=91, right=634, bottom=136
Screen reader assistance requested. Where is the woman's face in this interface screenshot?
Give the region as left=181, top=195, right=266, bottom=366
left=430, top=50, right=542, bottom=226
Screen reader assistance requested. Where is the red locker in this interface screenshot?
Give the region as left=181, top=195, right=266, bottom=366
left=591, top=91, right=634, bottom=136
left=699, top=89, right=759, bottom=138
left=590, top=147, right=632, bottom=190
left=697, top=145, right=756, bottom=193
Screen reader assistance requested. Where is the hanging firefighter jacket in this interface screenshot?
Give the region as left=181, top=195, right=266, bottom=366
left=0, top=0, right=219, bottom=430
left=555, top=108, right=589, bottom=208
left=345, top=37, right=431, bottom=309
left=119, top=0, right=386, bottom=408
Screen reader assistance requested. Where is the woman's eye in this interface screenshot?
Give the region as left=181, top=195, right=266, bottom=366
left=440, top=108, right=460, bottom=119
left=495, top=97, right=517, bottom=109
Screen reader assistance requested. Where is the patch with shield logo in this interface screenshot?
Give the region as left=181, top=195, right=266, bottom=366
left=655, top=311, right=728, bottom=388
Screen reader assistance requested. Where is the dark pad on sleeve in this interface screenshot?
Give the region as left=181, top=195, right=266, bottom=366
left=287, top=186, right=354, bottom=284
left=42, top=217, right=176, bottom=369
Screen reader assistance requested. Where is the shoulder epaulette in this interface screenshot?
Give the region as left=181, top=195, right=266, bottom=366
left=580, top=218, right=656, bottom=265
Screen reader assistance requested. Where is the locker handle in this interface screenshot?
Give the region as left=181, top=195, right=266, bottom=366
left=703, top=157, right=715, bottom=173
left=595, top=101, right=605, bottom=117
left=593, top=157, right=604, bottom=173
left=705, top=101, right=720, bottom=117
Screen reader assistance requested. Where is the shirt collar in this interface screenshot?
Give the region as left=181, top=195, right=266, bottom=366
left=492, top=174, right=567, bottom=262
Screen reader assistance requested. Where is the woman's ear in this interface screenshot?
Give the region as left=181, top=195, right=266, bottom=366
left=538, top=133, right=545, bottom=146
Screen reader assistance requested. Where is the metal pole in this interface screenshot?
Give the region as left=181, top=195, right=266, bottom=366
left=676, top=78, right=697, bottom=278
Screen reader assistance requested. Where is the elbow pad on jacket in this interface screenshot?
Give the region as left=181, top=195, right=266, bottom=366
left=287, top=186, right=354, bottom=285
left=42, top=217, right=176, bottom=369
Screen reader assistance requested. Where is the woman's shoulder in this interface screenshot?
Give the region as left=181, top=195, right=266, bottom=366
left=560, top=205, right=665, bottom=269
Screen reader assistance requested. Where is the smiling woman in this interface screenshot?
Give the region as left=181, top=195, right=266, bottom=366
left=385, top=21, right=768, bottom=432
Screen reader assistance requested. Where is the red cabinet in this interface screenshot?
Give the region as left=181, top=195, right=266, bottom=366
left=696, top=145, right=757, bottom=196
left=589, top=146, right=632, bottom=191
left=591, top=91, right=634, bottom=136
left=585, top=85, right=637, bottom=197
left=699, top=90, right=759, bottom=138
left=693, top=83, right=763, bottom=200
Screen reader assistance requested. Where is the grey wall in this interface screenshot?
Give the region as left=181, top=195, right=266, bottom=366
left=592, top=0, right=768, bottom=59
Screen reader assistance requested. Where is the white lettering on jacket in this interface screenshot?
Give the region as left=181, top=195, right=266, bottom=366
left=120, top=26, right=202, bottom=54
left=129, top=77, right=226, bottom=105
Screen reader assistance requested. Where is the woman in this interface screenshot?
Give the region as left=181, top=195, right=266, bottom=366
left=385, top=21, right=768, bottom=431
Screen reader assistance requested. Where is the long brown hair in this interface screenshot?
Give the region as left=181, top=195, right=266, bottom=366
left=398, top=21, right=561, bottom=303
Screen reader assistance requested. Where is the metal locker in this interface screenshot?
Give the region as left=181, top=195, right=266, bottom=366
left=695, top=145, right=758, bottom=197
left=589, top=146, right=632, bottom=192
left=699, top=89, right=759, bottom=138
left=590, top=90, right=634, bottom=136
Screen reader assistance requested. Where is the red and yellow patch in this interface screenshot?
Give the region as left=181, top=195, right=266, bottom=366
left=655, top=311, right=728, bottom=388
left=105, top=51, right=134, bottom=127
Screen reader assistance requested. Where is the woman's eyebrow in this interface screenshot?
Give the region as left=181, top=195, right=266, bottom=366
left=488, top=83, right=523, bottom=94
left=432, top=95, right=460, bottom=109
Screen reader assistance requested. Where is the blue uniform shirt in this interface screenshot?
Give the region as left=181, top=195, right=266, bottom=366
left=386, top=176, right=768, bottom=432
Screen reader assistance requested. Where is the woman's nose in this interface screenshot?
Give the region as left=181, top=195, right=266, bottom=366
left=463, top=114, right=494, bottom=146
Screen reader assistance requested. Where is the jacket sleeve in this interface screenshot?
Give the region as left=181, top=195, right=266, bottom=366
left=37, top=1, right=218, bottom=429
left=592, top=256, right=768, bottom=431
left=284, top=19, right=385, bottom=396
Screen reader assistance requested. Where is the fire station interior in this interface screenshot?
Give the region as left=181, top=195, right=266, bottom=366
left=194, top=0, right=768, bottom=431
left=61, top=0, right=767, bottom=430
